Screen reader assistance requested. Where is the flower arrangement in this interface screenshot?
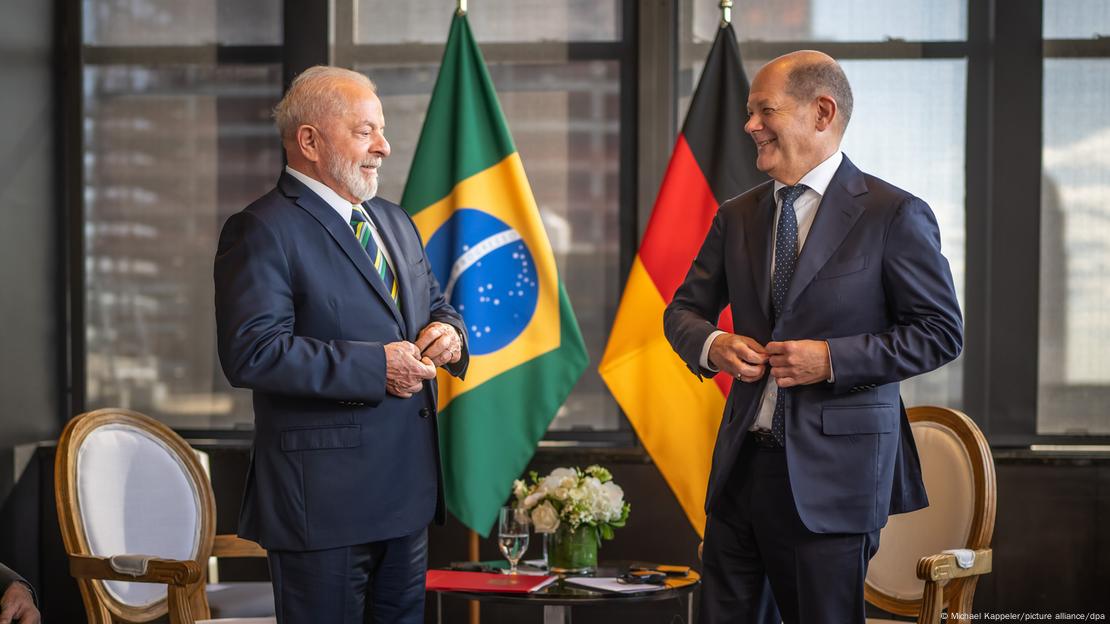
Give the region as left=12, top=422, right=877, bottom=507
left=512, top=465, right=631, bottom=539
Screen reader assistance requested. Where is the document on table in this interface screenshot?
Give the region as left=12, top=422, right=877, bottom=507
left=563, top=577, right=667, bottom=593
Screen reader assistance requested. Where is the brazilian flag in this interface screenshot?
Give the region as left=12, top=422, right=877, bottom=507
left=401, top=13, right=589, bottom=537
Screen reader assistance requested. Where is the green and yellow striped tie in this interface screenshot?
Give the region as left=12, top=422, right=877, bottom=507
left=350, top=205, right=399, bottom=304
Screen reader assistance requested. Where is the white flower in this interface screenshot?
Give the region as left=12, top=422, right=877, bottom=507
left=540, top=468, right=578, bottom=494
left=601, top=482, right=624, bottom=519
left=531, top=501, right=561, bottom=533
left=513, top=465, right=628, bottom=531
left=522, top=491, right=545, bottom=509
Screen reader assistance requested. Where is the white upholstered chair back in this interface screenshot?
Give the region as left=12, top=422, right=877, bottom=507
left=76, top=423, right=204, bottom=607
left=865, top=406, right=996, bottom=618
left=56, top=408, right=217, bottom=622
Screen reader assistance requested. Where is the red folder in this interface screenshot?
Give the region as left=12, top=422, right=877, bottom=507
left=425, top=570, right=557, bottom=594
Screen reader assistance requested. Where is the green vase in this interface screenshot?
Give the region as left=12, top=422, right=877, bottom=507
left=548, top=523, right=598, bottom=574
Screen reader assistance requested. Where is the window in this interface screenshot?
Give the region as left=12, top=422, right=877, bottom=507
left=70, top=0, right=1110, bottom=445
left=81, top=0, right=283, bottom=430
left=684, top=0, right=966, bottom=43
left=1039, top=1, right=1110, bottom=435
left=76, top=0, right=632, bottom=436
left=351, top=0, right=620, bottom=44
left=83, top=0, right=281, bottom=45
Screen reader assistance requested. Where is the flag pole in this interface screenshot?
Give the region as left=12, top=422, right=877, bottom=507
left=719, top=0, right=733, bottom=27
left=468, top=529, right=480, bottom=624
left=457, top=0, right=467, bottom=16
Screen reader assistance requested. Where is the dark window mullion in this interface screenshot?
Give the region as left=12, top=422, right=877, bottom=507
left=681, top=39, right=971, bottom=63
left=962, top=0, right=993, bottom=438
left=614, top=0, right=640, bottom=438
left=982, top=0, right=1044, bottom=446
left=1044, top=37, right=1110, bottom=57
left=334, top=41, right=625, bottom=68
left=60, top=0, right=86, bottom=422
left=283, top=0, right=329, bottom=90
left=82, top=45, right=283, bottom=65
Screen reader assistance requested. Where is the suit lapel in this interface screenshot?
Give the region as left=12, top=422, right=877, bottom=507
left=746, top=186, right=776, bottom=324
left=279, top=173, right=406, bottom=330
left=783, top=156, right=868, bottom=311
left=363, top=198, right=412, bottom=337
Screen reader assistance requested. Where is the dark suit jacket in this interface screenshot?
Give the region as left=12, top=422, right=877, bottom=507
left=664, top=155, right=962, bottom=535
left=215, top=172, right=469, bottom=551
left=0, top=563, right=36, bottom=606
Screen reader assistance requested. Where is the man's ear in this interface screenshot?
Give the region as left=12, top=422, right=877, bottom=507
left=814, top=95, right=838, bottom=132
left=296, top=124, right=322, bottom=162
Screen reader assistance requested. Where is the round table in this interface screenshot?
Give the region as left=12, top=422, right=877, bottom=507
left=430, top=563, right=700, bottom=624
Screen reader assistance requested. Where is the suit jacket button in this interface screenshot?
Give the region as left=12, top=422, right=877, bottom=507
left=419, top=407, right=432, bottom=419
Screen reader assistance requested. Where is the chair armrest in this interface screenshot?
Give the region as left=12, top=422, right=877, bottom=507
left=916, top=548, right=992, bottom=582
left=69, top=553, right=203, bottom=587
left=915, top=549, right=992, bottom=624
left=212, top=534, right=268, bottom=558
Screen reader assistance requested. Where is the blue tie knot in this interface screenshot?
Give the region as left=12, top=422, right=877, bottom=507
left=778, top=184, right=808, bottom=207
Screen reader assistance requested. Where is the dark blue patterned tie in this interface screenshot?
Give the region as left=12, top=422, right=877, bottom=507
left=770, top=184, right=807, bottom=446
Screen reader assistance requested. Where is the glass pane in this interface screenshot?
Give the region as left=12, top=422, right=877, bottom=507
left=353, top=0, right=620, bottom=44
left=688, top=0, right=966, bottom=44
left=84, top=64, right=283, bottom=429
left=83, top=0, right=282, bottom=46
left=1039, top=59, right=1110, bottom=435
left=1044, top=0, right=1110, bottom=39
left=360, top=61, right=623, bottom=431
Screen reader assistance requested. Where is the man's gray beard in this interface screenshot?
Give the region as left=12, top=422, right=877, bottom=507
left=323, top=145, right=378, bottom=202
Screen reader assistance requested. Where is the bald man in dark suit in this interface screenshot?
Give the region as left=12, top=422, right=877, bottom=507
left=665, top=51, right=962, bottom=624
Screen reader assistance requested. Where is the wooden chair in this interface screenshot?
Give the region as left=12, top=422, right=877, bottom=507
left=865, top=405, right=996, bottom=623
left=55, top=407, right=274, bottom=624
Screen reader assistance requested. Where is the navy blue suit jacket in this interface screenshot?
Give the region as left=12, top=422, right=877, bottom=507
left=664, top=156, right=962, bottom=534
left=215, top=172, right=468, bottom=551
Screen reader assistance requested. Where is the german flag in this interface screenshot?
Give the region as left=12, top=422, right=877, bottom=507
left=599, top=24, right=764, bottom=535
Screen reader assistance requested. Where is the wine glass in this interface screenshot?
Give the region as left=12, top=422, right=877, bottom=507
left=498, top=506, right=530, bottom=575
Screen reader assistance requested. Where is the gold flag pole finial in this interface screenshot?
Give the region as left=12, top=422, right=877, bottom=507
left=457, top=0, right=467, bottom=16
left=719, top=0, right=733, bottom=26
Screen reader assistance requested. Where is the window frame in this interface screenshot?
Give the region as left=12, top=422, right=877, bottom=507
left=65, top=0, right=642, bottom=446
left=63, top=0, right=288, bottom=436
left=62, top=0, right=1110, bottom=448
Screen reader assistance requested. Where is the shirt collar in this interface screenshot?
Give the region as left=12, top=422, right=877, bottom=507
left=772, top=150, right=844, bottom=201
left=285, top=165, right=356, bottom=224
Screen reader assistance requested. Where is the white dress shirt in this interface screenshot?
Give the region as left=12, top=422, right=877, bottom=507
left=699, top=151, right=843, bottom=431
left=285, top=165, right=398, bottom=277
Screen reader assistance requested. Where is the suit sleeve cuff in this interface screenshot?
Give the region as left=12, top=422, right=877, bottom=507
left=826, top=340, right=835, bottom=383
left=11, top=580, right=37, bottom=607
left=700, top=330, right=725, bottom=372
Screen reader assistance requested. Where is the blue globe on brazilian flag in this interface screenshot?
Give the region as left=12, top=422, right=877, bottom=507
left=401, top=13, right=588, bottom=537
